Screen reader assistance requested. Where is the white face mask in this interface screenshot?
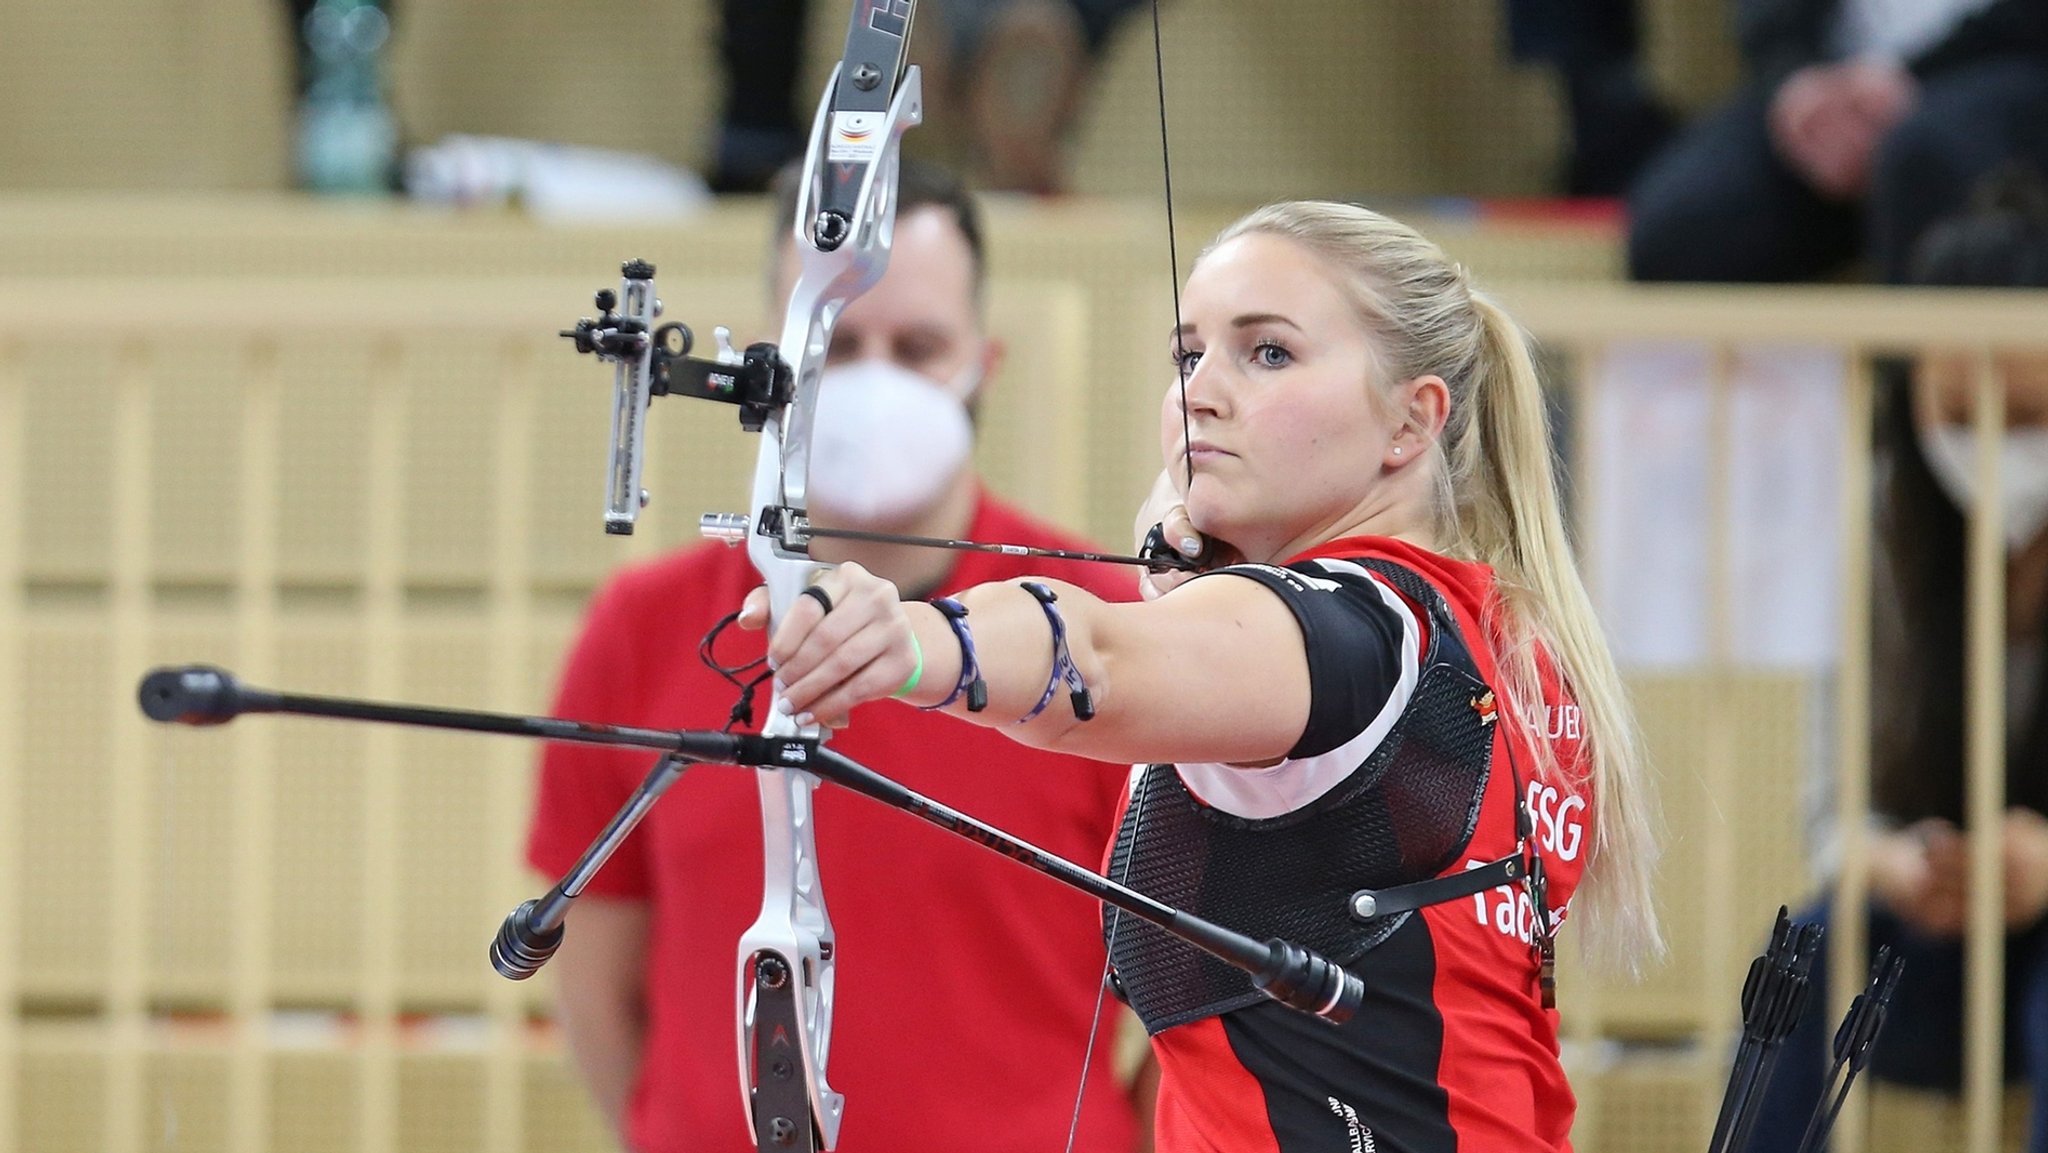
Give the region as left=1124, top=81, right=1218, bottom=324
left=807, top=358, right=980, bottom=526
left=1922, top=425, right=2048, bottom=552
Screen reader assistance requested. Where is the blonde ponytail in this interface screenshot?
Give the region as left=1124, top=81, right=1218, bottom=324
left=1460, top=296, right=1662, bottom=973
left=1208, top=203, right=1662, bottom=973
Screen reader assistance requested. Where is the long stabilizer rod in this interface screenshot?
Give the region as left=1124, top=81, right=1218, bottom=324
left=137, top=665, right=1364, bottom=1024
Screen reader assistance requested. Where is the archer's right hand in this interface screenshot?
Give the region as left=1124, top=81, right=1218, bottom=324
left=1133, top=470, right=1231, bottom=601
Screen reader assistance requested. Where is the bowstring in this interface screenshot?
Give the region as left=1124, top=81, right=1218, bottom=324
left=1151, top=0, right=1195, bottom=499
left=1061, top=926, right=1119, bottom=1153
left=1064, top=770, right=1152, bottom=1153
left=1061, top=6, right=1180, bottom=1149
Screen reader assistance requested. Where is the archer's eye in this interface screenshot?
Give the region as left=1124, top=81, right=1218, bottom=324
left=1171, top=346, right=1203, bottom=375
left=1253, top=341, right=1292, bottom=368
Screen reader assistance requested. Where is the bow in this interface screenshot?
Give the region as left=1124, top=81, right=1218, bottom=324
left=729, top=6, right=922, bottom=1148
left=565, top=4, right=926, bottom=1147
left=554, top=4, right=1204, bottom=1150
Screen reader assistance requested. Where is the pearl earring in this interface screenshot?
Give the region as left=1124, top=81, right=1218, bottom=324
left=1393, top=446, right=1403, bottom=456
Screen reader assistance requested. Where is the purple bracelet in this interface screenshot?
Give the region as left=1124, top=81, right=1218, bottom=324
left=923, top=597, right=988, bottom=712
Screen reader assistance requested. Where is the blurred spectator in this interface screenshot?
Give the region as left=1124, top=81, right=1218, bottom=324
left=1628, top=0, right=2048, bottom=282
left=1505, top=0, right=1675, bottom=196
left=1746, top=171, right=2048, bottom=1153
left=713, top=0, right=811, bottom=193
left=714, top=0, right=1145, bottom=194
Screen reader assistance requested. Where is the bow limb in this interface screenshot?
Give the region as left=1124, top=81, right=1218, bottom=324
left=735, top=6, right=924, bottom=1152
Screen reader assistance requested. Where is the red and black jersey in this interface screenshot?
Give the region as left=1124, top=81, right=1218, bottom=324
left=1113, top=537, right=1591, bottom=1153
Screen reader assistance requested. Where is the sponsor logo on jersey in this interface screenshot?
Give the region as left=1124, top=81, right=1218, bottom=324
left=1326, top=1097, right=1375, bottom=1152
left=1238, top=562, right=1341, bottom=593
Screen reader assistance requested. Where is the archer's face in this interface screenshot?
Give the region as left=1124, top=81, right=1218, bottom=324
left=774, top=205, right=989, bottom=391
left=1161, top=232, right=1403, bottom=563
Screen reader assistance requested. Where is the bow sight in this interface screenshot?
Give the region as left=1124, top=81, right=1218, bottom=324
left=562, top=258, right=1202, bottom=573
left=561, top=260, right=794, bottom=535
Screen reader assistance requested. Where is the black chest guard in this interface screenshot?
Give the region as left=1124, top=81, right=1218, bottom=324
left=1104, top=559, right=1513, bottom=1035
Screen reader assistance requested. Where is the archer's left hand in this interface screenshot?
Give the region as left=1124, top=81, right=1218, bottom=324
left=739, top=563, right=921, bottom=728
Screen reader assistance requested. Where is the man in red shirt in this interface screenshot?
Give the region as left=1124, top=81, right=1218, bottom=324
left=525, top=160, right=1143, bottom=1153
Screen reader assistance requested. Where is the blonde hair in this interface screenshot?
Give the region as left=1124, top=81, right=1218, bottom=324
left=1208, top=202, right=1662, bottom=971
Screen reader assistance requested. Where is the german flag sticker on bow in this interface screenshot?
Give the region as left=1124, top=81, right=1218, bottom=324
left=829, top=112, right=883, bottom=163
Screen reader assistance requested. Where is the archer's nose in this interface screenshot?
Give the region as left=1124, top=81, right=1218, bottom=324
left=1179, top=358, right=1229, bottom=421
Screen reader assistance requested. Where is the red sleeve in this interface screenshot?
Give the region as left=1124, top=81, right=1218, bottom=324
left=524, top=575, right=656, bottom=898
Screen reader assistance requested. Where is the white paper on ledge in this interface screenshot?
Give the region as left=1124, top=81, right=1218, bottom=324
left=404, top=135, right=713, bottom=223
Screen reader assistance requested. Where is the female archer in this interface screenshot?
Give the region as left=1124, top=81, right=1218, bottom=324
left=747, top=200, right=1662, bottom=1152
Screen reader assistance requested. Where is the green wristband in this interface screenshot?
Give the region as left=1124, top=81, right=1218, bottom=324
left=890, top=632, right=925, bottom=700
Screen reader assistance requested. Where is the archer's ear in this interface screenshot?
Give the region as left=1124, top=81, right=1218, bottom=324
left=1408, top=374, right=1451, bottom=440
